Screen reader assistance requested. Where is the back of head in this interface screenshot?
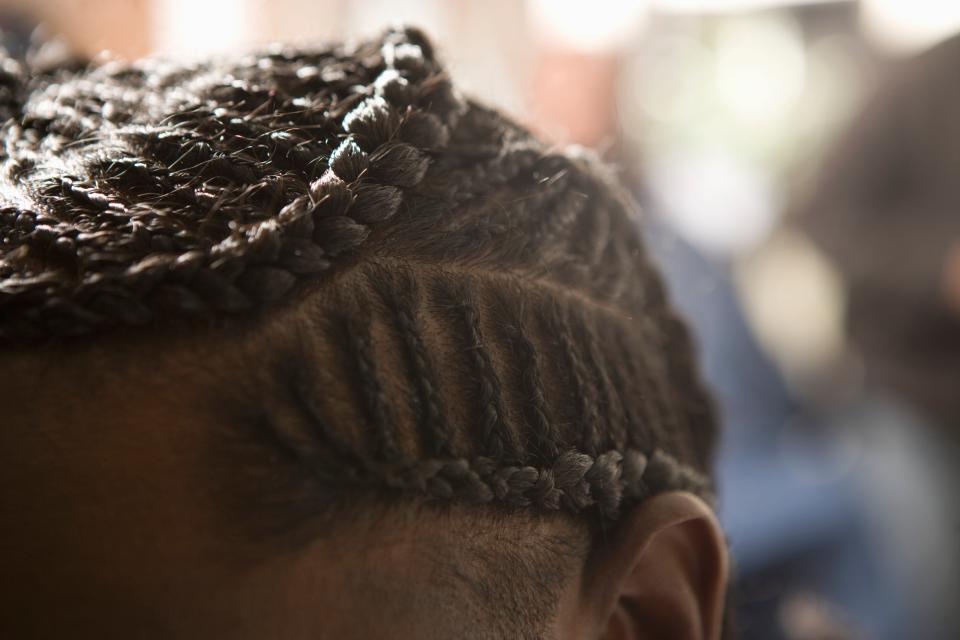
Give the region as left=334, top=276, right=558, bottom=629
left=0, top=27, right=719, bottom=639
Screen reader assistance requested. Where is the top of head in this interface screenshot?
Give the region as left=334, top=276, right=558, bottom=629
left=0, top=26, right=716, bottom=521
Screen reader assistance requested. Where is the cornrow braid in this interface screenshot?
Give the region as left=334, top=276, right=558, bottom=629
left=580, top=311, right=629, bottom=452
left=374, top=274, right=455, bottom=458
left=548, top=299, right=605, bottom=456
left=505, top=309, right=560, bottom=465
left=0, top=26, right=718, bottom=523
left=383, top=447, right=709, bottom=520
left=457, top=299, right=522, bottom=462
left=341, top=315, right=403, bottom=465
left=602, top=330, right=645, bottom=451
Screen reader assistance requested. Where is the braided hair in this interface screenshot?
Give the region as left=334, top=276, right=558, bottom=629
left=0, top=27, right=716, bottom=523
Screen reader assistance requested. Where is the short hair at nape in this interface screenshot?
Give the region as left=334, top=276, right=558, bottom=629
left=0, top=26, right=718, bottom=637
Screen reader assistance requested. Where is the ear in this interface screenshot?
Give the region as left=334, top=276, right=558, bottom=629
left=579, top=491, right=728, bottom=640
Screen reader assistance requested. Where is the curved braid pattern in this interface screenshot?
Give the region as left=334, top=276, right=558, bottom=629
left=0, top=28, right=718, bottom=521
left=383, top=447, right=710, bottom=520
left=0, top=27, right=463, bottom=340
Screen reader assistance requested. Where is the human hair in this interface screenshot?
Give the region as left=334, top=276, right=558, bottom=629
left=0, top=27, right=718, bottom=638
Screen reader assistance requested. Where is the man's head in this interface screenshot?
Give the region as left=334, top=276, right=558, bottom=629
left=0, top=28, right=727, bottom=639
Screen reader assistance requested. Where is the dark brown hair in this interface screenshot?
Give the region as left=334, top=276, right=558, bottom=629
left=0, top=26, right=718, bottom=637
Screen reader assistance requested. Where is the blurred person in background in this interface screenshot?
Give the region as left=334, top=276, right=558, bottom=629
left=797, top=33, right=960, bottom=437
left=792, top=32, right=960, bottom=639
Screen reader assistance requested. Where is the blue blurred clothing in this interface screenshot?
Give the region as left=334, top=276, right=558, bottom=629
left=642, top=216, right=924, bottom=640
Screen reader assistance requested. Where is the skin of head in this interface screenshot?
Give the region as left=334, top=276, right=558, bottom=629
left=0, top=26, right=727, bottom=639
left=0, top=324, right=727, bottom=639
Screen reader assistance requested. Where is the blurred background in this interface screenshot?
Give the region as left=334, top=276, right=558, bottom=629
left=4, top=1, right=958, bottom=638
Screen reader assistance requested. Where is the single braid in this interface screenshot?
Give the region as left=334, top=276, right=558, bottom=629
left=506, top=315, right=559, bottom=464
left=549, top=301, right=604, bottom=456
left=343, top=317, right=403, bottom=465
left=380, top=446, right=705, bottom=520
left=459, top=301, right=521, bottom=461
left=610, top=324, right=658, bottom=450
left=581, top=314, right=629, bottom=451
left=378, top=280, right=455, bottom=458
left=632, top=318, right=684, bottom=452
left=602, top=331, right=643, bottom=451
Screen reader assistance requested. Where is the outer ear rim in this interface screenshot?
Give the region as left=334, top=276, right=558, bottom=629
left=578, top=491, right=729, bottom=640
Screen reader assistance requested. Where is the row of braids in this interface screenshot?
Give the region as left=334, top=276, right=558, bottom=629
left=0, top=27, right=461, bottom=340
left=0, top=27, right=718, bottom=520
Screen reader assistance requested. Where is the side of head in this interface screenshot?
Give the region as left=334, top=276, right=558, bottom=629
left=0, top=28, right=727, bottom=639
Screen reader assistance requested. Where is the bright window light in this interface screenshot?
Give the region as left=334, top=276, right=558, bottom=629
left=652, top=0, right=841, bottom=13
left=527, top=0, right=649, bottom=51
left=861, top=0, right=960, bottom=55
left=647, top=147, right=777, bottom=256
left=714, top=15, right=806, bottom=125
left=151, top=0, right=254, bottom=56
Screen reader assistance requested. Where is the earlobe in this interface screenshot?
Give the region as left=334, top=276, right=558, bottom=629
left=580, top=492, right=728, bottom=640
